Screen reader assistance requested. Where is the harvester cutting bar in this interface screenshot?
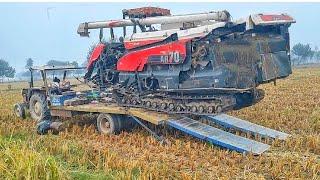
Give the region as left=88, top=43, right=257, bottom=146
left=204, top=114, right=290, bottom=140
left=167, top=117, right=270, bottom=154
left=77, top=10, right=230, bottom=36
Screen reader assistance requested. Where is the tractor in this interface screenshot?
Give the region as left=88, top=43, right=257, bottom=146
left=13, top=65, right=85, bottom=121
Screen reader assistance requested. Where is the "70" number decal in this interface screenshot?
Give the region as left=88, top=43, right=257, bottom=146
left=160, top=51, right=180, bottom=63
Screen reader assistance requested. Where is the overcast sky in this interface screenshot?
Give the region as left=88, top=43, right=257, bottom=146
left=0, top=2, right=319, bottom=72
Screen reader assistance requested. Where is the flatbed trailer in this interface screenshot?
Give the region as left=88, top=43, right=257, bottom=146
left=45, top=102, right=289, bottom=155
left=50, top=103, right=170, bottom=125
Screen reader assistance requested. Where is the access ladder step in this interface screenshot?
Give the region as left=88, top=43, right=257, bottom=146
left=205, top=114, right=289, bottom=140
left=167, top=117, right=270, bottom=154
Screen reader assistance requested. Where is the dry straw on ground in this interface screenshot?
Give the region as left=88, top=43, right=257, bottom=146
left=0, top=67, right=319, bottom=179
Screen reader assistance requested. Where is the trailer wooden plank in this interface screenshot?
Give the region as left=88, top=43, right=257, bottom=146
left=205, top=114, right=290, bottom=140
left=167, top=117, right=270, bottom=154
left=50, top=104, right=169, bottom=125
left=128, top=108, right=169, bottom=125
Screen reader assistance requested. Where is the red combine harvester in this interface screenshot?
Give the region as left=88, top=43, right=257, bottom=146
left=15, top=7, right=295, bottom=154
left=78, top=7, right=295, bottom=116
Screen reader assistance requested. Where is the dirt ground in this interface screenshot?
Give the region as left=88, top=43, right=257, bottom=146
left=0, top=67, right=319, bottom=179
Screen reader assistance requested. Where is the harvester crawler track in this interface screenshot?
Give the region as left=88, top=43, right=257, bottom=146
left=114, top=91, right=237, bottom=116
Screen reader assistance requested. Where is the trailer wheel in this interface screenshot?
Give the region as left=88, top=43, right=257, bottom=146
left=96, top=113, right=120, bottom=135
left=115, top=115, right=137, bottom=132
left=29, top=93, right=50, bottom=122
left=115, top=115, right=126, bottom=132
left=13, top=103, right=26, bottom=119
left=125, top=116, right=138, bottom=131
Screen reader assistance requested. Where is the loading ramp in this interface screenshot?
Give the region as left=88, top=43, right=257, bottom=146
left=167, top=117, right=270, bottom=154
left=204, top=114, right=289, bottom=140
left=166, top=114, right=290, bottom=154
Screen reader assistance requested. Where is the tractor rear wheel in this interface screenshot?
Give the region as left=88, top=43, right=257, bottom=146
left=29, top=93, right=50, bottom=122
left=96, top=113, right=120, bottom=135
left=13, top=103, right=26, bottom=119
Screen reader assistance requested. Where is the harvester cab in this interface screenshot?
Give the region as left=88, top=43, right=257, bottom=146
left=14, top=65, right=85, bottom=121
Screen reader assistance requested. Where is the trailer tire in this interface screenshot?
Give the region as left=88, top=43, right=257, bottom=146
left=29, top=93, right=50, bottom=122
left=115, top=115, right=137, bottom=132
left=123, top=116, right=138, bottom=131
left=13, top=103, right=26, bottom=119
left=96, top=113, right=120, bottom=135
left=115, top=115, right=126, bottom=132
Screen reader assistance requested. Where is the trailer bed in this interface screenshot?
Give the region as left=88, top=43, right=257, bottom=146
left=50, top=103, right=171, bottom=125
left=48, top=103, right=289, bottom=154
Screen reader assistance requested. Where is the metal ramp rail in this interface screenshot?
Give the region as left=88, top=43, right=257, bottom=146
left=167, top=114, right=290, bottom=155
left=204, top=114, right=290, bottom=140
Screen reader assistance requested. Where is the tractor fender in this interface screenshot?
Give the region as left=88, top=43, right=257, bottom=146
left=27, top=88, right=45, bottom=102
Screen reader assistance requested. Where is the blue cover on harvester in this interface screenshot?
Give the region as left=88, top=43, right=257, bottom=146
left=167, top=117, right=270, bottom=154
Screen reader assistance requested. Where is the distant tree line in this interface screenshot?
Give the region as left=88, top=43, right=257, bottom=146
left=0, top=59, right=15, bottom=81
left=18, top=59, right=85, bottom=80
left=291, top=43, right=320, bottom=66
left=45, top=59, right=85, bottom=78
left=0, top=57, right=86, bottom=81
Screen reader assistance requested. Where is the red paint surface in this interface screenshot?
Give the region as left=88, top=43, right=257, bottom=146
left=260, top=14, right=293, bottom=22
left=108, top=20, right=126, bottom=27
left=117, top=40, right=189, bottom=72
left=87, top=43, right=105, bottom=69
